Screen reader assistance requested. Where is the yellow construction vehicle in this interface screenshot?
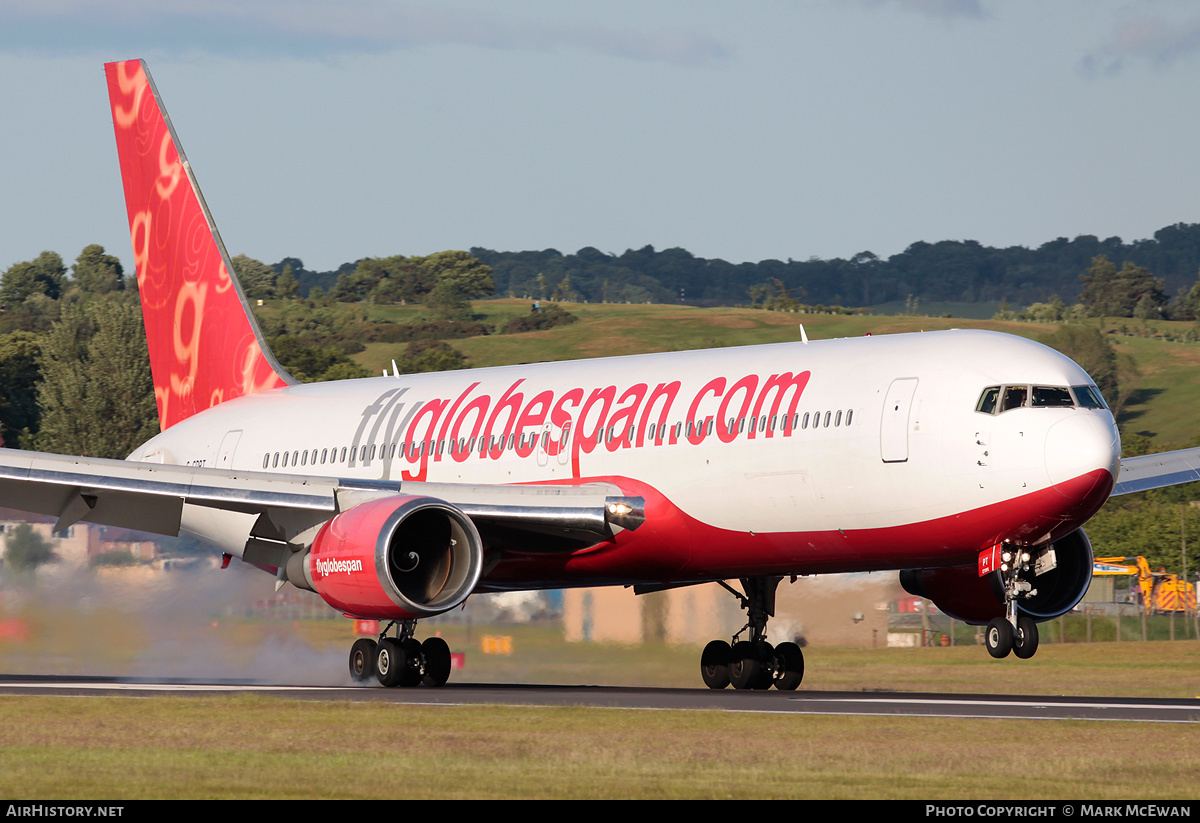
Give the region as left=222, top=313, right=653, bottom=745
left=1093, top=556, right=1197, bottom=614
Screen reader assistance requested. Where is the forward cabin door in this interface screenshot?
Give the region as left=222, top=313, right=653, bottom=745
left=217, top=430, right=242, bottom=469
left=880, top=378, right=918, bottom=463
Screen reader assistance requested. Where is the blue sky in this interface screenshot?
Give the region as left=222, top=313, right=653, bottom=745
left=3, top=1, right=1200, bottom=276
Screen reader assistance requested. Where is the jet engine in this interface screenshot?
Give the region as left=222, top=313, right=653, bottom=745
left=288, top=495, right=484, bottom=620
left=899, top=529, right=1094, bottom=624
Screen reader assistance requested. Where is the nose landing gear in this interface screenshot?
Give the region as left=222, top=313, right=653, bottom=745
left=985, top=545, right=1042, bottom=660
left=700, top=577, right=805, bottom=690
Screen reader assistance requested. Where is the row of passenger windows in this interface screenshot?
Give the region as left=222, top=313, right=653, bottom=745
left=260, top=407, right=858, bottom=470
left=975, top=384, right=1106, bottom=415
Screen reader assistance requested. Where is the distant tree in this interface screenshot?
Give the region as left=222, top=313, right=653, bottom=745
left=422, top=251, right=494, bottom=299
left=369, top=273, right=410, bottom=305
left=747, top=283, right=770, bottom=308
left=1020, top=296, right=1067, bottom=323
left=71, top=244, right=125, bottom=295
left=1, top=251, right=67, bottom=304
left=423, top=280, right=472, bottom=321
left=2, top=523, right=57, bottom=579
left=1083, top=499, right=1200, bottom=577
left=334, top=257, right=411, bottom=303
left=231, top=254, right=277, bottom=300
left=552, top=274, right=576, bottom=302
left=1133, top=292, right=1160, bottom=321
left=275, top=265, right=300, bottom=300
left=0, top=331, right=43, bottom=448
left=394, top=340, right=467, bottom=374
left=1178, top=268, right=1200, bottom=320
left=762, top=278, right=803, bottom=311
left=849, top=251, right=881, bottom=305
left=34, top=299, right=158, bottom=458
left=306, top=285, right=331, bottom=308
left=267, top=335, right=369, bottom=383
left=1079, top=255, right=1166, bottom=317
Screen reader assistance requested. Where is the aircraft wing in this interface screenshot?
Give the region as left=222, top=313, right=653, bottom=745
left=1111, top=447, right=1200, bottom=496
left=0, top=448, right=642, bottom=568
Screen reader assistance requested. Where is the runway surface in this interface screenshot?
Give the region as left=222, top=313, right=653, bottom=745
left=1, top=675, right=1198, bottom=723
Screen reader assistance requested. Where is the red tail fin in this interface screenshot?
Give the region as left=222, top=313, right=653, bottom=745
left=105, top=59, right=292, bottom=430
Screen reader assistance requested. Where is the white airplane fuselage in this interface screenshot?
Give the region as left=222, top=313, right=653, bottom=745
left=130, top=328, right=1121, bottom=589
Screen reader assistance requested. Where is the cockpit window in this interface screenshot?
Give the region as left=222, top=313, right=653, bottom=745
left=976, top=386, right=1000, bottom=414
left=1032, top=386, right=1073, bottom=407
left=1001, top=386, right=1028, bottom=411
left=977, top=384, right=1098, bottom=415
left=1072, top=385, right=1107, bottom=409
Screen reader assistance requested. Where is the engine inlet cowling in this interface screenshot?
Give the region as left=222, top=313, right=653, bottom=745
left=304, top=495, right=484, bottom=620
left=900, top=529, right=1095, bottom=624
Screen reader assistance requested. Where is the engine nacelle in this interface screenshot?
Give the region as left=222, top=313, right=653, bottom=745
left=295, top=495, right=484, bottom=620
left=899, top=529, right=1094, bottom=624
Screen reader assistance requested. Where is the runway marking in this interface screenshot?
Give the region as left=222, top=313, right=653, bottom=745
left=1, top=681, right=1196, bottom=722
left=0, top=681, right=350, bottom=692
left=796, top=696, right=1200, bottom=712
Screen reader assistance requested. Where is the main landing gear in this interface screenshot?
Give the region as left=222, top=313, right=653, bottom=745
left=984, top=545, right=1040, bottom=660
left=700, top=576, right=805, bottom=690
left=348, top=620, right=453, bottom=687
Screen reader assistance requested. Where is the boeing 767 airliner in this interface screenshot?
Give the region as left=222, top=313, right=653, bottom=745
left=1, top=60, right=1196, bottom=690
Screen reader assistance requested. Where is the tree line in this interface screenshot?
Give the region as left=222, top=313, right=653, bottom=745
left=238, top=221, right=1200, bottom=316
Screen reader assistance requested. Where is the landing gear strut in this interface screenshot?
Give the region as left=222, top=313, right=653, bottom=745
left=348, top=620, right=453, bottom=687
left=985, top=544, right=1041, bottom=660
left=701, top=577, right=804, bottom=691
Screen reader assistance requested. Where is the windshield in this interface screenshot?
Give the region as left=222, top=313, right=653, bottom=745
left=975, top=384, right=1107, bottom=414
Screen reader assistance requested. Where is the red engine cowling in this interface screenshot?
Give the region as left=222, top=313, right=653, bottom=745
left=296, top=495, right=484, bottom=620
left=899, top=529, right=1094, bottom=624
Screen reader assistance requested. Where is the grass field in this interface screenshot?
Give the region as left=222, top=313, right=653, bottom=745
left=2, top=592, right=1199, bottom=799
left=1, top=693, right=1198, bottom=799
left=1, top=634, right=1198, bottom=799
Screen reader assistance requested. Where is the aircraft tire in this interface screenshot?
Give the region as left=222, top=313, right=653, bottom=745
left=1013, top=616, right=1039, bottom=659
left=376, top=638, right=405, bottom=687
left=773, top=642, right=804, bottom=690
left=729, top=641, right=761, bottom=690
left=349, top=638, right=377, bottom=683
left=421, top=637, right=452, bottom=687
left=985, top=618, right=1013, bottom=659
left=700, top=640, right=732, bottom=689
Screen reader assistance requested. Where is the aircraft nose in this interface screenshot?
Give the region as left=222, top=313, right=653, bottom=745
left=1045, top=413, right=1121, bottom=490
